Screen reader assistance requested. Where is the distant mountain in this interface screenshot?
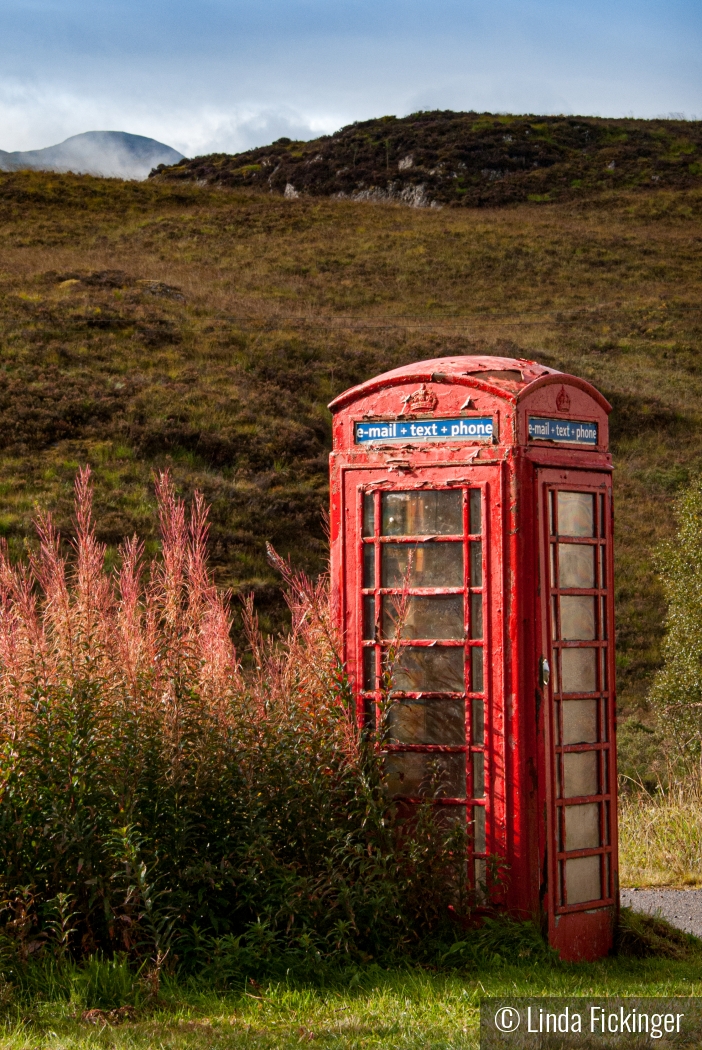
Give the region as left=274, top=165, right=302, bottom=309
left=151, top=110, right=702, bottom=207
left=0, top=131, right=185, bottom=180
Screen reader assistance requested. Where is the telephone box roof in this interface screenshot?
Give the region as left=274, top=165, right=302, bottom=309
left=328, top=355, right=612, bottom=412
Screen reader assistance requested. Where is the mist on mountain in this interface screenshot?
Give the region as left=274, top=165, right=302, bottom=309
left=0, top=131, right=185, bottom=180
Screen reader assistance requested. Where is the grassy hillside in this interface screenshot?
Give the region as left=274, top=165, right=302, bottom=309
left=0, top=169, right=701, bottom=717
left=153, top=110, right=702, bottom=208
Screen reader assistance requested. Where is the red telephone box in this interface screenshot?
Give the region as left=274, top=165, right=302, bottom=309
left=328, top=355, right=618, bottom=962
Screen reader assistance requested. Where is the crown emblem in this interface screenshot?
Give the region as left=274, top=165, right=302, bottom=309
left=402, top=384, right=438, bottom=413
left=556, top=386, right=571, bottom=412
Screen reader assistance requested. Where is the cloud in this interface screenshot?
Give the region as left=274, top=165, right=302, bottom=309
left=173, top=108, right=341, bottom=157
left=0, top=0, right=700, bottom=156
left=0, top=77, right=339, bottom=156
left=0, top=132, right=183, bottom=179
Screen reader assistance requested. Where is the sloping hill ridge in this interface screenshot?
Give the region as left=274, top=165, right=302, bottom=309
left=0, top=131, right=184, bottom=180
left=152, top=110, right=702, bottom=206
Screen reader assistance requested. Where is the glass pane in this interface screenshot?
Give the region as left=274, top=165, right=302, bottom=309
left=362, top=493, right=375, bottom=537
left=390, top=647, right=464, bottom=693
left=471, top=647, right=484, bottom=692
left=473, top=805, right=486, bottom=852
left=561, top=648, right=597, bottom=693
left=386, top=698, right=465, bottom=745
left=550, top=544, right=556, bottom=587
left=382, top=542, right=463, bottom=588
left=558, top=543, right=595, bottom=589
left=599, top=493, right=606, bottom=539
left=565, top=802, right=600, bottom=850
left=472, top=750, right=485, bottom=797
left=551, top=596, right=558, bottom=641
left=561, top=699, right=598, bottom=744
left=384, top=751, right=466, bottom=798
left=382, top=490, right=463, bottom=536
left=559, top=596, right=596, bottom=640
left=474, top=857, right=487, bottom=893
left=469, top=541, right=482, bottom=586
left=362, top=647, right=375, bottom=691
left=599, top=545, right=606, bottom=589
left=557, top=492, right=595, bottom=537
left=471, top=699, right=485, bottom=744
left=470, top=593, right=483, bottom=639
left=382, top=595, right=464, bottom=640
left=434, top=804, right=467, bottom=831
left=469, top=490, right=482, bottom=535
left=363, top=595, right=375, bottom=640
left=563, top=751, right=598, bottom=798
left=363, top=543, right=375, bottom=588
left=600, top=597, right=607, bottom=640
left=600, top=648, right=608, bottom=690
left=566, top=855, right=601, bottom=905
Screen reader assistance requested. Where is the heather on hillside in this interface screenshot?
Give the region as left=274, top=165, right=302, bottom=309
left=0, top=470, right=471, bottom=974
left=153, top=110, right=702, bottom=207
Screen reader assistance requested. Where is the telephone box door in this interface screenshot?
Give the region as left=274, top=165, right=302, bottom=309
left=342, top=464, right=505, bottom=893
left=538, top=469, right=618, bottom=960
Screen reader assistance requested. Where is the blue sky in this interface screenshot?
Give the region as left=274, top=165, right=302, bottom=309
left=2, top=0, right=701, bottom=156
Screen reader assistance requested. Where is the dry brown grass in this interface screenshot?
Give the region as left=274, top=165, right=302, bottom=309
left=620, top=776, right=702, bottom=887
left=0, top=172, right=701, bottom=709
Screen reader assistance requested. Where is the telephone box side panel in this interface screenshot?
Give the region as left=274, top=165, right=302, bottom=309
left=502, top=450, right=546, bottom=921
left=484, top=462, right=509, bottom=891
left=502, top=449, right=524, bottom=915
left=329, top=451, right=347, bottom=676
left=535, top=466, right=617, bottom=962
left=532, top=453, right=554, bottom=930
left=529, top=450, right=550, bottom=923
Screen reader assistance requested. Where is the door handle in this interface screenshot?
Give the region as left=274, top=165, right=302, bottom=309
left=540, top=656, right=551, bottom=687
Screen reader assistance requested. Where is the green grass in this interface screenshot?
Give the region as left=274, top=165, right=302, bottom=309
left=4, top=960, right=702, bottom=1049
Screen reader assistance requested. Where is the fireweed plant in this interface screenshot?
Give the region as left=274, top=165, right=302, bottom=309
left=0, top=469, right=487, bottom=980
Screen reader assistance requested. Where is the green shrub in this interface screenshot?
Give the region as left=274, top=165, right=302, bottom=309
left=649, top=475, right=702, bottom=764
left=0, top=469, right=474, bottom=978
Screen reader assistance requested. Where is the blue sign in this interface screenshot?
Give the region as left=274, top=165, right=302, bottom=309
left=529, top=417, right=598, bottom=446
left=355, top=417, right=494, bottom=444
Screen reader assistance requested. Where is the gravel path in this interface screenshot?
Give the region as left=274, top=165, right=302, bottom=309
left=621, top=889, right=702, bottom=938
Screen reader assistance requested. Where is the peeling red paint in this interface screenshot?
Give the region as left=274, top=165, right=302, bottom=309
left=329, top=354, right=618, bottom=961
